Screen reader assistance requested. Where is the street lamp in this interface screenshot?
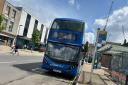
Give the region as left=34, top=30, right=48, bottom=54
left=88, top=28, right=100, bottom=84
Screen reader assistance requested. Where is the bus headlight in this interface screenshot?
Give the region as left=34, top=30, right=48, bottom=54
left=70, top=65, right=76, bottom=69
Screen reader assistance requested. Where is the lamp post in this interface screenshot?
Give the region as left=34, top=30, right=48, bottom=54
left=88, top=28, right=100, bottom=84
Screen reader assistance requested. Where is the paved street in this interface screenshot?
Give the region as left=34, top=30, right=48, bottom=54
left=0, top=53, right=71, bottom=85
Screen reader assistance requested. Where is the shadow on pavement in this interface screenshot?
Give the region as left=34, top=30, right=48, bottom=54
left=13, top=62, right=73, bottom=81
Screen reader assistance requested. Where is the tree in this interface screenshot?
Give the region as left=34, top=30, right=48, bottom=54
left=32, top=29, right=41, bottom=44
left=0, top=15, right=5, bottom=32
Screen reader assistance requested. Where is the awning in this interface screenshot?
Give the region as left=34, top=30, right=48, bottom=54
left=104, top=50, right=122, bottom=55
left=18, top=36, right=31, bottom=41
left=98, top=44, right=112, bottom=52
left=0, top=33, right=15, bottom=39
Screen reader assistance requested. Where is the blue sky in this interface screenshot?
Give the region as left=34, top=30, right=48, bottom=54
left=7, top=0, right=128, bottom=43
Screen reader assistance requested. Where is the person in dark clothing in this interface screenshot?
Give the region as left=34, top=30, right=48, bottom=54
left=14, top=45, right=19, bottom=55
left=30, top=45, right=33, bottom=53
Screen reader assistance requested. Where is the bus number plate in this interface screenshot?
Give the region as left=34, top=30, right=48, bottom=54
left=53, top=69, right=61, bottom=73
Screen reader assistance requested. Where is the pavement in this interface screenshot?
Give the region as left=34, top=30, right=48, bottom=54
left=0, top=45, right=43, bottom=57
left=77, top=64, right=117, bottom=85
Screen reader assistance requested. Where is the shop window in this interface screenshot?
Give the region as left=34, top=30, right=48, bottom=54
left=12, top=9, right=16, bottom=19
left=3, top=19, right=8, bottom=29
left=5, top=5, right=11, bottom=16
left=8, top=21, right=14, bottom=32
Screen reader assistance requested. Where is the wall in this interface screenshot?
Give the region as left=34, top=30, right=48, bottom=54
left=18, top=9, right=27, bottom=36
left=37, top=22, right=41, bottom=31
left=101, top=54, right=112, bottom=68
left=27, top=17, right=35, bottom=38
left=18, top=9, right=43, bottom=40
left=0, top=0, right=5, bottom=14
left=2, top=1, right=20, bottom=35
left=41, top=26, right=49, bottom=44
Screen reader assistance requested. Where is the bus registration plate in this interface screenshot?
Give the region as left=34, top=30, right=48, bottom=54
left=53, top=69, right=61, bottom=73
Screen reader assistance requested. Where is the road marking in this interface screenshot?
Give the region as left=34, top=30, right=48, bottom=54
left=0, top=60, right=39, bottom=64
left=32, top=68, right=40, bottom=71
left=0, top=61, right=16, bottom=64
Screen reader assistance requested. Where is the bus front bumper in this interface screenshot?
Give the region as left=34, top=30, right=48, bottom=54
left=41, top=57, right=78, bottom=77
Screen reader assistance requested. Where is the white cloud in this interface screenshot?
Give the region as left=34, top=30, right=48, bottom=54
left=68, top=0, right=75, bottom=6
left=94, top=19, right=106, bottom=27
left=94, top=6, right=128, bottom=43
left=84, top=32, right=95, bottom=44
left=82, top=23, right=95, bottom=44
left=68, top=0, right=80, bottom=10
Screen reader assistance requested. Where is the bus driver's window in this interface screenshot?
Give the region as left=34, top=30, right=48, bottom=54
left=52, top=22, right=59, bottom=29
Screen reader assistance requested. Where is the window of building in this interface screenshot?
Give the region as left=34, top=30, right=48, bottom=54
left=5, top=5, right=11, bottom=16
left=3, top=19, right=8, bottom=29
left=12, top=10, right=16, bottom=19
left=8, top=21, right=14, bottom=32
left=33, top=20, right=38, bottom=30
left=23, top=14, right=31, bottom=36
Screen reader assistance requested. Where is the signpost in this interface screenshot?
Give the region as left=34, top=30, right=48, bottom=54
left=97, top=29, right=107, bottom=48
left=94, top=29, right=107, bottom=68
left=89, top=28, right=107, bottom=83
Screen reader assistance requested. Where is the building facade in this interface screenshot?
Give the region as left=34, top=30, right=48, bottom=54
left=0, top=0, right=48, bottom=48
left=15, top=7, right=44, bottom=48
left=0, top=0, right=20, bottom=46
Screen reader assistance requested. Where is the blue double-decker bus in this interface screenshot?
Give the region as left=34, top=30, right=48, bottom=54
left=41, top=18, right=85, bottom=77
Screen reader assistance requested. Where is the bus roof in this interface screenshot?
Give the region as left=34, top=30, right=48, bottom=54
left=55, top=18, right=84, bottom=23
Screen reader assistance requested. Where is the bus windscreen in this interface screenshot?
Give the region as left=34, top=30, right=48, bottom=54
left=51, top=20, right=84, bottom=32
left=45, top=42, right=79, bottom=62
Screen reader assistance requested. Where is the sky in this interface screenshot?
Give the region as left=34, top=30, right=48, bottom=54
left=7, top=0, right=128, bottom=44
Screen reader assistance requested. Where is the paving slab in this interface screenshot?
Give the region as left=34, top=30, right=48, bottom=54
left=0, top=45, right=43, bottom=57
left=5, top=74, right=68, bottom=85
left=77, top=64, right=117, bottom=85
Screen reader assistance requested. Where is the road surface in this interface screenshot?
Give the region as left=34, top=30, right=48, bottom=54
left=0, top=53, right=72, bottom=85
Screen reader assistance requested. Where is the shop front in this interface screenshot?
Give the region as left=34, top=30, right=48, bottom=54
left=16, top=36, right=33, bottom=49
left=0, top=32, right=15, bottom=46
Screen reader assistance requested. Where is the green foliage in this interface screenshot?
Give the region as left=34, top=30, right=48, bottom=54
left=84, top=41, right=89, bottom=53
left=0, top=15, right=5, bottom=32
left=32, top=29, right=41, bottom=44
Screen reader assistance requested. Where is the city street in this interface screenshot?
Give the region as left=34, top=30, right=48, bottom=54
left=0, top=53, right=71, bottom=85
left=1, top=0, right=128, bottom=84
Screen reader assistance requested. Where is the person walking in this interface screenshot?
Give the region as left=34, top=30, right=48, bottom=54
left=11, top=44, right=15, bottom=54
left=30, top=45, right=33, bottom=53
left=23, top=44, right=27, bottom=50
left=14, top=45, right=19, bottom=55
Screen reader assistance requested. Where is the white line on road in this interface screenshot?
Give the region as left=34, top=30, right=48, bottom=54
left=0, top=61, right=16, bottom=64
left=32, top=68, right=40, bottom=71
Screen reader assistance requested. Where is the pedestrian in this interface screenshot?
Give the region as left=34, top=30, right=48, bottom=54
left=14, top=45, right=19, bottom=55
left=30, top=45, right=33, bottom=53
left=11, top=44, right=15, bottom=54
left=24, top=44, right=27, bottom=49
